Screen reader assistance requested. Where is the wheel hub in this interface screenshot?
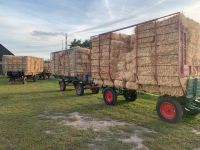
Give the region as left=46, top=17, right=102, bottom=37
left=76, top=85, right=81, bottom=94
left=160, top=102, right=176, bottom=120
left=105, top=91, right=113, bottom=103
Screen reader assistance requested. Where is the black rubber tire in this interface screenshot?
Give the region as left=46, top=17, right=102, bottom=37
left=124, top=90, right=137, bottom=102
left=103, top=88, right=117, bottom=105
left=156, top=96, right=183, bottom=123
left=91, top=87, right=99, bottom=94
left=59, top=81, right=66, bottom=91
left=76, top=83, right=84, bottom=96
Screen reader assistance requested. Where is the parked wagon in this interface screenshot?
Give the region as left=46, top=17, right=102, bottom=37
left=50, top=47, right=99, bottom=95
left=91, top=12, right=200, bottom=123
left=2, top=55, right=44, bottom=84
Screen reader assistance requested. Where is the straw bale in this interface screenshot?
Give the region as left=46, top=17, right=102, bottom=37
left=157, top=76, right=180, bottom=86
left=103, top=80, right=114, bottom=86
left=157, top=15, right=178, bottom=27
left=137, top=76, right=156, bottom=85
left=137, top=30, right=155, bottom=38
left=137, top=47, right=155, bottom=57
left=159, top=86, right=183, bottom=96
left=138, top=36, right=155, bottom=44
left=137, top=57, right=155, bottom=66
left=157, top=32, right=178, bottom=45
left=156, top=23, right=178, bottom=34
left=137, top=21, right=155, bottom=32
left=93, top=79, right=103, bottom=85
left=114, top=80, right=126, bottom=88
left=157, top=66, right=178, bottom=76
left=139, top=85, right=159, bottom=93
left=138, top=66, right=154, bottom=75
left=126, top=82, right=138, bottom=90
left=157, top=44, right=178, bottom=55
left=2, top=55, right=43, bottom=75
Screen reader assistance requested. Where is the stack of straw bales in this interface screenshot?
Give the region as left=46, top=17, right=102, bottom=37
left=2, top=55, right=43, bottom=75
left=91, top=13, right=200, bottom=96
left=91, top=33, right=137, bottom=89
left=50, top=47, right=90, bottom=77
left=50, top=50, right=69, bottom=76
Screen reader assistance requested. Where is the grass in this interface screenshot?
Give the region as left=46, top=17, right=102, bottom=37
left=0, top=77, right=200, bottom=150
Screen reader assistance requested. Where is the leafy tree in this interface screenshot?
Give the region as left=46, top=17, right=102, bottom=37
left=82, top=40, right=90, bottom=48
left=69, top=39, right=82, bottom=48
left=69, top=39, right=90, bottom=48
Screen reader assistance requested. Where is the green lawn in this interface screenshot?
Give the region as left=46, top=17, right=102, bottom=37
left=0, top=77, right=200, bottom=150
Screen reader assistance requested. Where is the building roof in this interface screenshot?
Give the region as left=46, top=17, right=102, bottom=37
left=0, top=44, right=14, bottom=61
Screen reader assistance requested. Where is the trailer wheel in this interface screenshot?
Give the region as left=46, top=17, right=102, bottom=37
left=76, top=83, right=84, bottom=96
left=103, top=88, right=117, bottom=105
left=59, top=81, right=66, bottom=91
left=156, top=96, right=183, bottom=123
left=124, top=90, right=137, bottom=102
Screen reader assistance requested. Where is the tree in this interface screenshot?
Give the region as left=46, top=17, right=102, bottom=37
left=69, top=39, right=90, bottom=48
left=69, top=39, right=82, bottom=48
left=82, top=40, right=90, bottom=48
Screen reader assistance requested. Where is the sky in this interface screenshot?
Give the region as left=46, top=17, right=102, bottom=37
left=0, top=0, right=200, bottom=59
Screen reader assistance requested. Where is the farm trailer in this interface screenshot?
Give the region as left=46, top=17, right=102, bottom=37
left=91, top=12, right=200, bottom=123
left=2, top=55, right=44, bottom=84
left=50, top=47, right=99, bottom=96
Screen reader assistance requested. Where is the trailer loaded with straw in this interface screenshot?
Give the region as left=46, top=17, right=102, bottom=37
left=2, top=55, right=44, bottom=84
left=91, top=12, right=200, bottom=123
left=50, top=47, right=99, bottom=95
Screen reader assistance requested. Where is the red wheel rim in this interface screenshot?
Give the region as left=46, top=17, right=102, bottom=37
left=160, top=102, right=176, bottom=120
left=76, top=85, right=81, bottom=93
left=105, top=91, right=113, bottom=103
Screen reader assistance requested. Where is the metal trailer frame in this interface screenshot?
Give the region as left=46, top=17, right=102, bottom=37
left=37, top=71, right=51, bottom=80
left=57, top=74, right=99, bottom=96
left=52, top=48, right=99, bottom=96
left=90, top=12, right=200, bottom=123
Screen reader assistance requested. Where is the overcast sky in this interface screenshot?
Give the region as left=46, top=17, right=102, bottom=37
left=0, top=0, right=200, bottom=59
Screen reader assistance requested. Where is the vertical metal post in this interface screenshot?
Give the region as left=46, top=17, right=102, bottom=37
left=89, top=38, right=92, bottom=76
left=135, top=26, right=138, bottom=81
left=108, top=32, right=113, bottom=83
left=178, top=13, right=183, bottom=76
left=98, top=35, right=102, bottom=81
left=178, top=13, right=186, bottom=95
left=154, top=20, right=158, bottom=84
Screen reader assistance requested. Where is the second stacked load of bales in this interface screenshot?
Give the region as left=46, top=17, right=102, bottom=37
left=50, top=47, right=90, bottom=77
left=91, top=33, right=137, bottom=89
left=2, top=55, right=43, bottom=75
